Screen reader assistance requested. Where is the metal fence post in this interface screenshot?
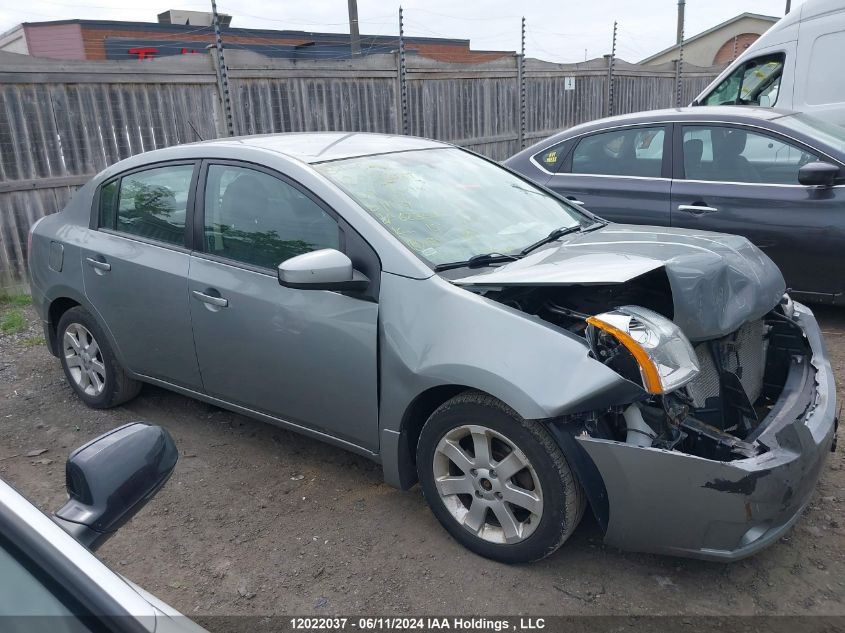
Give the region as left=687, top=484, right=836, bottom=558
left=211, top=0, right=235, bottom=136
left=398, top=6, right=409, bottom=136
left=676, top=26, right=685, bottom=106
left=518, top=17, right=526, bottom=150
left=607, top=21, right=617, bottom=117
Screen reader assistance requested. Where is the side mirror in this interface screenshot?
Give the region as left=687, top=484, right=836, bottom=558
left=277, top=248, right=369, bottom=292
left=54, top=423, right=178, bottom=551
left=798, top=161, right=840, bottom=187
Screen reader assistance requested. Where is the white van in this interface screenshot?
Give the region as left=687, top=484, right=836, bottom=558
left=694, top=0, right=845, bottom=126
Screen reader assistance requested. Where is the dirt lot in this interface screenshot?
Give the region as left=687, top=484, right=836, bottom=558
left=1, top=301, right=844, bottom=618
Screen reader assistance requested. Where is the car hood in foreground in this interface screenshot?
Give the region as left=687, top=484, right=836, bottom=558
left=452, top=224, right=786, bottom=341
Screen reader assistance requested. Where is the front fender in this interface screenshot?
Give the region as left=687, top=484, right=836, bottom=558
left=378, top=272, right=643, bottom=487
left=380, top=272, right=642, bottom=424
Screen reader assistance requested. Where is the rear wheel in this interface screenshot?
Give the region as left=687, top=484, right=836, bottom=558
left=57, top=307, right=141, bottom=408
left=417, top=391, right=585, bottom=563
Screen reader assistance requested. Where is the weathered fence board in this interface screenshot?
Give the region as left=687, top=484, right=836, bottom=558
left=0, top=49, right=724, bottom=289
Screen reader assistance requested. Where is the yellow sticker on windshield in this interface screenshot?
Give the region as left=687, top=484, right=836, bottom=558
left=544, top=150, right=557, bottom=164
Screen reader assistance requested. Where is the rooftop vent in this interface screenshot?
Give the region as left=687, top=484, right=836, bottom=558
left=157, top=10, right=231, bottom=27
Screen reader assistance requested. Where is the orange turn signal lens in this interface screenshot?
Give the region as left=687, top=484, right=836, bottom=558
left=586, top=315, right=663, bottom=394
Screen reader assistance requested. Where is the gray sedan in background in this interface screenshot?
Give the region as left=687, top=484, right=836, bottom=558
left=505, top=106, right=845, bottom=305
left=29, top=133, right=837, bottom=563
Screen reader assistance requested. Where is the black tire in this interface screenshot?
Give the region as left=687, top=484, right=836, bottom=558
left=417, top=391, right=585, bottom=564
left=57, top=306, right=142, bottom=409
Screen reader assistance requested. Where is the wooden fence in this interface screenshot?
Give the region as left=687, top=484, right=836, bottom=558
left=0, top=49, right=723, bottom=289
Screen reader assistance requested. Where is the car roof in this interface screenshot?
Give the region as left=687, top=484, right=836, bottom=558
left=184, top=132, right=450, bottom=164
left=567, top=106, right=795, bottom=130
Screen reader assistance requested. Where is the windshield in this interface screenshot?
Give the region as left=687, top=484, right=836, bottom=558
left=702, top=54, right=784, bottom=107
left=778, top=113, right=845, bottom=154
left=315, top=147, right=587, bottom=266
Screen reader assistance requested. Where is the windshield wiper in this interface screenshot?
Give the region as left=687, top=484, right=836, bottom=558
left=433, top=252, right=519, bottom=272
left=520, top=225, right=582, bottom=256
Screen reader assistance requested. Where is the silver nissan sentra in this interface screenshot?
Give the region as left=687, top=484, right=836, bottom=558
left=28, top=132, right=837, bottom=563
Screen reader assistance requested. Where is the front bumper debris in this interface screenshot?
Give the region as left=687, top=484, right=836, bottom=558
left=574, top=302, right=837, bottom=561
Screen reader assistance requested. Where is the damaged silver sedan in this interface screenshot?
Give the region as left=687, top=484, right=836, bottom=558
left=29, top=133, right=837, bottom=563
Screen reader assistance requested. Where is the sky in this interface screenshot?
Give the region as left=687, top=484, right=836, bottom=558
left=0, top=0, right=803, bottom=63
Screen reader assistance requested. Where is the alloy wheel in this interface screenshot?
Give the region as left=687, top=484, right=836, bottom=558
left=63, top=323, right=106, bottom=397
left=432, top=424, right=543, bottom=544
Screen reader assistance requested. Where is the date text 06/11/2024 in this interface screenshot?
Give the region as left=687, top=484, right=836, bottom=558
left=288, top=617, right=547, bottom=631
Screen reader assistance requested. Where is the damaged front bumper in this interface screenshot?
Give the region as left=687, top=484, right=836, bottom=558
left=568, top=302, right=837, bottom=561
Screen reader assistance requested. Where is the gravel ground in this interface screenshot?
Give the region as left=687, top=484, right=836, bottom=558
left=1, top=301, right=843, bottom=618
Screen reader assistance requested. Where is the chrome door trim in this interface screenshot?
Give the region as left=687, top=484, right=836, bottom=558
left=528, top=121, right=671, bottom=176
left=549, top=173, right=672, bottom=182
left=676, top=178, right=845, bottom=189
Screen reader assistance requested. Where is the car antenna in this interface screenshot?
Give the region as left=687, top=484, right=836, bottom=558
left=187, top=120, right=205, bottom=142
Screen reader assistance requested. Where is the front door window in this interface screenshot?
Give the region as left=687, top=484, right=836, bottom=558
left=681, top=125, right=818, bottom=184
left=203, top=164, right=340, bottom=269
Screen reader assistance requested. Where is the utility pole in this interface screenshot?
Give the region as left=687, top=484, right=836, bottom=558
left=210, top=0, right=234, bottom=136
left=348, top=0, right=361, bottom=56
left=676, top=0, right=685, bottom=44
left=518, top=16, right=526, bottom=149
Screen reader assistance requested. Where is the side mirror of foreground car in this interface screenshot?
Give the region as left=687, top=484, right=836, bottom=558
left=53, top=423, right=178, bottom=551
left=798, top=161, right=840, bottom=187
left=277, top=248, right=370, bottom=292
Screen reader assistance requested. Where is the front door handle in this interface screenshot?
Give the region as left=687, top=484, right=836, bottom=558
left=191, top=290, right=228, bottom=308
left=85, top=257, right=111, bottom=272
left=678, top=204, right=718, bottom=215
left=565, top=196, right=585, bottom=206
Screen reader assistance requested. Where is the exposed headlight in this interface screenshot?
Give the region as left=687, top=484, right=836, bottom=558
left=780, top=293, right=795, bottom=319
left=586, top=306, right=700, bottom=395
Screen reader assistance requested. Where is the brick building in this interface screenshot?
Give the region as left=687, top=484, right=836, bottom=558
left=0, top=10, right=512, bottom=63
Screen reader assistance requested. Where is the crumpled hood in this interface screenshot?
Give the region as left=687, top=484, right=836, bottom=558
left=452, top=224, right=786, bottom=341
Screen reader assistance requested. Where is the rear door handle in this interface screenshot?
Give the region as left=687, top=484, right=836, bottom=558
left=565, top=196, right=585, bottom=206
left=191, top=290, right=228, bottom=308
left=678, top=204, right=718, bottom=215
left=85, top=257, right=111, bottom=272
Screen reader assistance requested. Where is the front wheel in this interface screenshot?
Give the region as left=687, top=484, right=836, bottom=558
left=416, top=391, right=585, bottom=563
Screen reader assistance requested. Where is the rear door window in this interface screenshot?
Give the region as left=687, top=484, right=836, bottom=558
left=570, top=127, right=665, bottom=178
left=97, top=180, right=118, bottom=229
left=533, top=142, right=568, bottom=172
left=101, top=164, right=195, bottom=247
